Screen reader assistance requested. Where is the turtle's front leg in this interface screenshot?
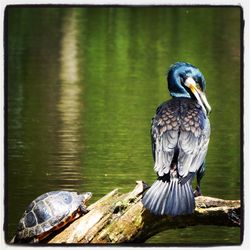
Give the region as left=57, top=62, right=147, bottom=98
left=79, top=204, right=89, bottom=214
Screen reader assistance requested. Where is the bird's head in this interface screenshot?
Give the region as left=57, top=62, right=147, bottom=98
left=167, top=62, right=211, bottom=115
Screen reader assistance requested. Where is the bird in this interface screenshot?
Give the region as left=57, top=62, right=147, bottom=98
left=142, top=62, right=211, bottom=217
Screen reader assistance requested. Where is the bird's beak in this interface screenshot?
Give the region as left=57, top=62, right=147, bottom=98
left=184, top=77, right=211, bottom=115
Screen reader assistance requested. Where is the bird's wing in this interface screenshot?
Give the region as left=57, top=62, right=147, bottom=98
left=151, top=101, right=179, bottom=176
left=177, top=108, right=210, bottom=177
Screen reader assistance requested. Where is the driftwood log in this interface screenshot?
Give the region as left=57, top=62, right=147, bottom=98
left=44, top=181, right=240, bottom=244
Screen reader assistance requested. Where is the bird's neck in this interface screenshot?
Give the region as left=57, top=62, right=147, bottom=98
left=171, top=92, right=192, bottom=98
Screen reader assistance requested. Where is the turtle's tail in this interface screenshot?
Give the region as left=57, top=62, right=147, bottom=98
left=141, top=178, right=195, bottom=216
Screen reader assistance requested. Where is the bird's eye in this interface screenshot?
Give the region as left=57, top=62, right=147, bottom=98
left=195, top=76, right=203, bottom=91
left=196, top=83, right=202, bottom=91
left=179, top=74, right=185, bottom=84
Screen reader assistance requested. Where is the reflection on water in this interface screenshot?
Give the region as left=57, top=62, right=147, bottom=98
left=54, top=10, right=82, bottom=189
left=6, top=7, right=241, bottom=244
left=59, top=10, right=79, bottom=84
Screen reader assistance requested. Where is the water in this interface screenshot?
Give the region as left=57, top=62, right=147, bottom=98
left=6, top=6, right=242, bottom=244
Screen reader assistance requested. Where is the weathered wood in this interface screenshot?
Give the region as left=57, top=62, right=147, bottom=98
left=44, top=181, right=241, bottom=244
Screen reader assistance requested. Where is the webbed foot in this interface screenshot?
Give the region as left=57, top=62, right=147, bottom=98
left=194, top=186, right=202, bottom=197
left=178, top=172, right=195, bottom=185
left=157, top=173, right=170, bottom=183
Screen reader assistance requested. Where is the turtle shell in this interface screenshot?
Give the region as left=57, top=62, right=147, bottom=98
left=14, top=190, right=92, bottom=242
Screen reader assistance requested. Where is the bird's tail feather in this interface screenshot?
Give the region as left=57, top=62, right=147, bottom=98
left=142, top=179, right=195, bottom=216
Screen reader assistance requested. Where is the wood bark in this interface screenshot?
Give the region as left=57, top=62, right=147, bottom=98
left=41, top=181, right=241, bottom=244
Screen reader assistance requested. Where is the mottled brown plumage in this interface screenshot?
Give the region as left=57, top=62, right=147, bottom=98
left=151, top=97, right=210, bottom=179
left=142, top=62, right=211, bottom=216
left=154, top=98, right=204, bottom=137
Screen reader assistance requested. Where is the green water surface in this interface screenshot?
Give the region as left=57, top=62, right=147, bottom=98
left=6, top=6, right=242, bottom=244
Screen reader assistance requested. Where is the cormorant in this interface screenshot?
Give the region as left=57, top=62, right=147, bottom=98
left=142, top=62, right=211, bottom=216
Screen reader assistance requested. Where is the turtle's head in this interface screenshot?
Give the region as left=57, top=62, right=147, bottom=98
left=167, top=62, right=211, bottom=115
left=81, top=192, right=92, bottom=203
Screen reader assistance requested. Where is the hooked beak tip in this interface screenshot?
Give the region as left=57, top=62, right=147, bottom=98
left=184, top=77, right=211, bottom=116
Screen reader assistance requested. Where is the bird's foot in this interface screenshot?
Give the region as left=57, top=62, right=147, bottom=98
left=178, top=172, right=195, bottom=185
left=193, top=186, right=202, bottom=197
left=157, top=173, right=170, bottom=183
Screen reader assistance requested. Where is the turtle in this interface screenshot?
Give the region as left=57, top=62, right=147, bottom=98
left=12, top=190, right=92, bottom=243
